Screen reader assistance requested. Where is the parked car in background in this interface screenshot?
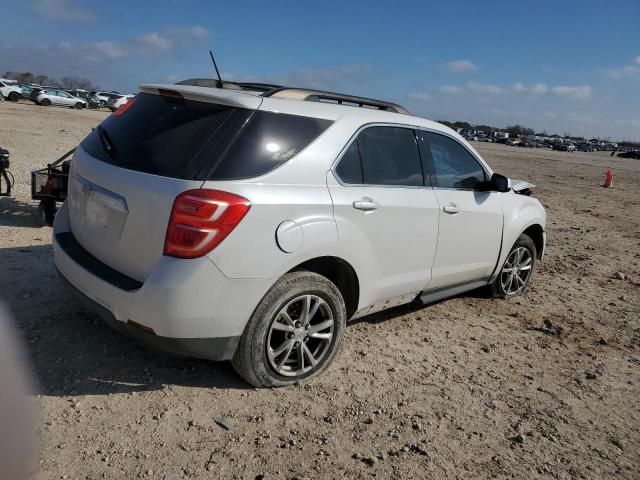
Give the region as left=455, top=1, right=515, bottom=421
left=617, top=150, right=640, bottom=159
left=18, top=83, right=37, bottom=98
left=0, top=80, right=22, bottom=101
left=53, top=83, right=546, bottom=387
left=68, top=89, right=100, bottom=109
left=552, top=143, right=576, bottom=152
left=107, top=94, right=134, bottom=112
left=90, top=91, right=121, bottom=108
left=36, top=89, right=87, bottom=108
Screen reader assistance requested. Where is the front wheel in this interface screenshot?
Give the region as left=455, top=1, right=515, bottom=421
left=74, top=102, right=84, bottom=109
left=8, top=92, right=19, bottom=101
left=41, top=99, right=51, bottom=106
left=232, top=271, right=346, bottom=387
left=490, top=233, right=537, bottom=298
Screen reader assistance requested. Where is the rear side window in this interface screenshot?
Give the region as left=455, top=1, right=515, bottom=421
left=335, top=126, right=423, bottom=186
left=334, top=142, right=363, bottom=184
left=81, top=92, right=332, bottom=180
left=207, top=111, right=332, bottom=180
left=423, top=132, right=486, bottom=189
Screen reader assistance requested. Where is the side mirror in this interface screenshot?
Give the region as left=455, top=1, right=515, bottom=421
left=490, top=173, right=510, bottom=192
left=476, top=173, right=510, bottom=192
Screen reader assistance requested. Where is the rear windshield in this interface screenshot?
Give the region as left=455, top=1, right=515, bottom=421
left=80, top=92, right=332, bottom=180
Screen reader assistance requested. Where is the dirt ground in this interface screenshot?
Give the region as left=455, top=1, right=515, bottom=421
left=1, top=101, right=639, bottom=480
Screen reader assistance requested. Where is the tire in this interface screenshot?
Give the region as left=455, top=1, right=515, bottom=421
left=232, top=271, right=346, bottom=387
left=8, top=92, right=19, bottom=102
left=490, top=233, right=537, bottom=298
left=38, top=200, right=56, bottom=227
left=74, top=102, right=83, bottom=109
left=41, top=99, right=51, bottom=106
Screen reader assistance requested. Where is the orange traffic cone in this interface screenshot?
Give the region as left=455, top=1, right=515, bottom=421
left=603, top=168, right=613, bottom=188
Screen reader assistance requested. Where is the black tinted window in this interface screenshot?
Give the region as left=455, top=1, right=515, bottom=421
left=423, top=132, right=486, bottom=189
left=81, top=93, right=242, bottom=179
left=80, top=93, right=332, bottom=180
left=335, top=141, right=363, bottom=184
left=357, top=127, right=423, bottom=186
left=208, top=111, right=332, bottom=180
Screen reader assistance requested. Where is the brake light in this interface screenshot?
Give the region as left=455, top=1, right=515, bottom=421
left=164, top=189, right=251, bottom=259
left=113, top=97, right=136, bottom=116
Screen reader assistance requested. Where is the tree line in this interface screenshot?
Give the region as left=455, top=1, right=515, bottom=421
left=2, top=71, right=99, bottom=90
left=437, top=120, right=536, bottom=137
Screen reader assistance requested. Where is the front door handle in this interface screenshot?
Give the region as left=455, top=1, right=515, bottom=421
left=443, top=204, right=460, bottom=214
left=353, top=198, right=378, bottom=211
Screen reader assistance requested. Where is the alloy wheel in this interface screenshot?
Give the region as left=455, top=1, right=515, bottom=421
left=500, top=247, right=533, bottom=295
left=266, top=294, right=334, bottom=377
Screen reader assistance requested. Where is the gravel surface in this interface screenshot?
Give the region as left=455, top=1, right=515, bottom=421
left=1, top=101, right=639, bottom=479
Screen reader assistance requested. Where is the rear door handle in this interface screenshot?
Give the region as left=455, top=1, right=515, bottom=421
left=353, top=198, right=378, bottom=211
left=443, top=204, right=460, bottom=214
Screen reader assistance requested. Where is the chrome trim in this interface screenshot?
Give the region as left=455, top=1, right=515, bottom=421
left=74, top=173, right=128, bottom=213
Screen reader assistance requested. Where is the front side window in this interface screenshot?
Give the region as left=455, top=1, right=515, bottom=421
left=335, top=126, right=423, bottom=186
left=423, top=132, right=486, bottom=189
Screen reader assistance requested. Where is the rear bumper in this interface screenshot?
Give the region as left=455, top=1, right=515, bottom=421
left=58, top=271, right=240, bottom=360
left=53, top=202, right=274, bottom=361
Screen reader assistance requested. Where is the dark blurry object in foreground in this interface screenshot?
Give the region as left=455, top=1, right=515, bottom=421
left=0, top=304, right=36, bottom=480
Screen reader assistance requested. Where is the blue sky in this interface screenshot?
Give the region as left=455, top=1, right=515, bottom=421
left=3, top=0, right=639, bottom=140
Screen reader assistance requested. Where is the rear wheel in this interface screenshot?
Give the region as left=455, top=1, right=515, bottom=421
left=491, top=233, right=537, bottom=298
left=232, top=271, right=346, bottom=387
left=8, top=92, right=19, bottom=101
left=74, top=102, right=83, bottom=109
left=41, top=98, right=51, bottom=106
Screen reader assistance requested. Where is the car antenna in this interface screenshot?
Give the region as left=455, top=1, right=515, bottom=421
left=209, top=49, right=223, bottom=88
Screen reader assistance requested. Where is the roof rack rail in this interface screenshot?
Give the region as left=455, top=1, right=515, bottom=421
left=173, top=79, right=409, bottom=114
left=263, top=88, right=409, bottom=114
left=234, top=82, right=283, bottom=93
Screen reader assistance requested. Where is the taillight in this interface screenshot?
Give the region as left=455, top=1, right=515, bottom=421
left=113, top=97, right=136, bottom=116
left=164, top=189, right=251, bottom=259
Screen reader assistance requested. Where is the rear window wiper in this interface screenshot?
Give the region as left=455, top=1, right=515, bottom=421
left=97, top=125, right=116, bottom=157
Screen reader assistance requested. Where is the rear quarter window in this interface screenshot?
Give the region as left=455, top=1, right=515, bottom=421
left=207, top=111, right=332, bottom=180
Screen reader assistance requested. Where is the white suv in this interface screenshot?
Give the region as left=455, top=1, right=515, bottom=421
left=53, top=83, right=546, bottom=387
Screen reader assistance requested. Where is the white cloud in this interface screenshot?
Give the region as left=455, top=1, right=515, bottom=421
left=552, top=85, right=592, bottom=100
left=445, top=60, right=477, bottom=73
left=90, top=41, right=128, bottom=59
left=602, top=55, right=640, bottom=79
left=532, top=83, right=548, bottom=94
left=33, top=0, right=95, bottom=22
left=439, top=85, right=463, bottom=95
left=408, top=92, right=432, bottom=101
left=513, top=82, right=527, bottom=93
left=134, top=32, right=174, bottom=54
left=166, top=25, right=210, bottom=40
left=467, top=81, right=503, bottom=94
left=513, top=82, right=547, bottom=94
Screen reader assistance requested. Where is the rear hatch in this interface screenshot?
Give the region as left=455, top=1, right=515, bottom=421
left=68, top=87, right=262, bottom=282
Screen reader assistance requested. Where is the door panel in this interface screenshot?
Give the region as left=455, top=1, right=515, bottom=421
left=418, top=130, right=504, bottom=289
left=328, top=175, right=440, bottom=303
left=429, top=189, right=503, bottom=288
